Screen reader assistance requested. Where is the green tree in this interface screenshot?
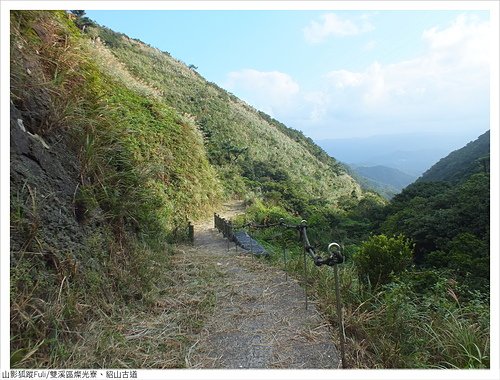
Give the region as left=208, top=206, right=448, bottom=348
left=353, top=234, right=413, bottom=287
left=70, top=10, right=86, bottom=17
left=426, top=232, right=489, bottom=292
left=70, top=10, right=95, bottom=31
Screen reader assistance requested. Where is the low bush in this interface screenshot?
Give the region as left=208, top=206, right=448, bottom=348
left=352, top=234, right=413, bottom=288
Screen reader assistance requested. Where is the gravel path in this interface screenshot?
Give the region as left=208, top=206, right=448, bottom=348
left=186, top=202, right=340, bottom=369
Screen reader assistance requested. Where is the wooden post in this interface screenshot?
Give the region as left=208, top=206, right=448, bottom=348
left=283, top=247, right=288, bottom=282
left=188, top=222, right=194, bottom=245
left=328, top=242, right=346, bottom=368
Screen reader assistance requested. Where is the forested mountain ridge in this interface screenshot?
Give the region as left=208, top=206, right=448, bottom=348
left=379, top=131, right=490, bottom=292
left=417, top=130, right=489, bottom=184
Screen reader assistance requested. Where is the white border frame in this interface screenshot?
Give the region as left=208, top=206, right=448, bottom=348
left=1, top=2, right=498, bottom=380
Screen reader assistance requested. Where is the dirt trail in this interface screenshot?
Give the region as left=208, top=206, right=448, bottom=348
left=185, top=201, right=340, bottom=369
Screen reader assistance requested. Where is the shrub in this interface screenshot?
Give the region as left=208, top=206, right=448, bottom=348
left=353, top=234, right=412, bottom=287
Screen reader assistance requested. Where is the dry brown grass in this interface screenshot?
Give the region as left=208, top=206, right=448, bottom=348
left=62, top=245, right=224, bottom=368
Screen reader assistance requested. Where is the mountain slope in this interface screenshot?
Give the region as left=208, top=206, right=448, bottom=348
left=10, top=11, right=227, bottom=366
left=417, top=130, right=490, bottom=184
left=380, top=132, right=490, bottom=291
left=9, top=10, right=366, bottom=367
left=88, top=22, right=361, bottom=210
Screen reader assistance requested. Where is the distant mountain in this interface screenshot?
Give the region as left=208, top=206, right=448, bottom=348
left=343, top=167, right=397, bottom=200
left=353, top=165, right=417, bottom=190
left=318, top=132, right=485, bottom=176
left=417, top=130, right=490, bottom=184
left=344, top=164, right=416, bottom=199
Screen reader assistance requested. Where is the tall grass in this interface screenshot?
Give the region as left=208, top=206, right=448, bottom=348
left=10, top=10, right=223, bottom=367
left=269, top=248, right=489, bottom=368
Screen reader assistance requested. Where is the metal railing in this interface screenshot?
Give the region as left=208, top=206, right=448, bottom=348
left=213, top=213, right=347, bottom=368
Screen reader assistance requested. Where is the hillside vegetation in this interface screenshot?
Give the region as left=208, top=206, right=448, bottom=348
left=236, top=131, right=490, bottom=368
left=87, top=21, right=361, bottom=212
left=10, top=10, right=226, bottom=367
left=417, top=130, right=489, bottom=184
left=10, top=10, right=365, bottom=368
left=381, top=131, right=490, bottom=291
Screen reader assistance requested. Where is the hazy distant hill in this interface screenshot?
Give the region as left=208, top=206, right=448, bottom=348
left=353, top=165, right=416, bottom=189
left=343, top=164, right=416, bottom=199
left=417, top=130, right=490, bottom=184
left=318, top=132, right=485, bottom=176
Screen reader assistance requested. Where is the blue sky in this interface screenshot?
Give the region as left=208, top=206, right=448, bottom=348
left=85, top=9, right=492, bottom=141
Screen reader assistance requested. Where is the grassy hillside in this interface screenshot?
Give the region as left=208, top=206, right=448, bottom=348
left=10, top=10, right=223, bottom=367
left=10, top=10, right=366, bottom=368
left=417, top=130, right=489, bottom=184
left=87, top=22, right=361, bottom=211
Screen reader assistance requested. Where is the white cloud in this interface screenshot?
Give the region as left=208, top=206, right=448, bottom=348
left=362, top=40, right=377, bottom=52
left=303, top=13, right=374, bottom=44
left=326, top=69, right=365, bottom=89
left=303, top=91, right=331, bottom=123
left=223, top=14, right=490, bottom=140
left=316, top=14, right=490, bottom=137
left=225, top=69, right=300, bottom=116
left=423, top=13, right=490, bottom=68
left=326, top=62, right=391, bottom=108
